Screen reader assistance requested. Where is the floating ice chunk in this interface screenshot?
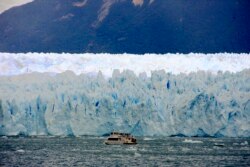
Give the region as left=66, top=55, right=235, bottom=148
left=143, top=137, right=155, bottom=141
left=16, top=149, right=25, bottom=153
left=183, top=139, right=203, bottom=144
left=240, top=141, right=248, bottom=146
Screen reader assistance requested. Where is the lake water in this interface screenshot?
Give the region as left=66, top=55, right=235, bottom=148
left=0, top=136, right=249, bottom=166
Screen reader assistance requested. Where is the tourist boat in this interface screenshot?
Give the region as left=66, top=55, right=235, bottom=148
left=104, top=132, right=137, bottom=145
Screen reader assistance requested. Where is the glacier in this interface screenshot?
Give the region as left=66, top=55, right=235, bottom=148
left=0, top=53, right=250, bottom=77
left=0, top=53, right=250, bottom=137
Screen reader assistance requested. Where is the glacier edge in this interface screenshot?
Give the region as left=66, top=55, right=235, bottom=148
left=0, top=69, right=249, bottom=137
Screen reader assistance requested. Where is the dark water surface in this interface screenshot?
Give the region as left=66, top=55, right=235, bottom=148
left=0, top=136, right=249, bottom=166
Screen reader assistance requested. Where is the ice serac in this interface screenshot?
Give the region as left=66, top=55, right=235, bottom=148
left=0, top=69, right=249, bottom=137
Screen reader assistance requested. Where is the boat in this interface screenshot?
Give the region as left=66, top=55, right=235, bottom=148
left=104, top=132, right=137, bottom=145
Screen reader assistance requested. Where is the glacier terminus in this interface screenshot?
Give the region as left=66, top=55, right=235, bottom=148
left=0, top=53, right=249, bottom=137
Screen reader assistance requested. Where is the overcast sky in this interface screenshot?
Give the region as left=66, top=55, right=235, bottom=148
left=0, top=0, right=33, bottom=14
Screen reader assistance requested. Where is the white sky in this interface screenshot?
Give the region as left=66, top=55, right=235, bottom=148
left=0, top=0, right=33, bottom=14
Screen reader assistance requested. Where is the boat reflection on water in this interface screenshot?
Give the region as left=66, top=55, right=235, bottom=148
left=104, top=132, right=137, bottom=145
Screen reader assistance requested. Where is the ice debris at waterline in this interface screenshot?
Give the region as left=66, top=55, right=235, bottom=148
left=0, top=53, right=250, bottom=77
left=0, top=69, right=249, bottom=137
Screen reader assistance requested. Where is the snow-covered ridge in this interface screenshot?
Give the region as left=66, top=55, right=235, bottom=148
left=0, top=53, right=249, bottom=77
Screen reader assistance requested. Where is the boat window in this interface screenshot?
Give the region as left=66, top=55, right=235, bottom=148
left=112, top=132, right=119, bottom=135
left=108, top=138, right=119, bottom=141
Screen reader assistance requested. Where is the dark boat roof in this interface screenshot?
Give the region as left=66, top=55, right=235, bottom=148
left=111, top=132, right=131, bottom=136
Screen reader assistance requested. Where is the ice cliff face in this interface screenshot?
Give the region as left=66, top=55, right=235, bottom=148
left=0, top=69, right=249, bottom=137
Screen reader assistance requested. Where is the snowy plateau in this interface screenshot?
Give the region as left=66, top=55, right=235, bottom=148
left=0, top=53, right=250, bottom=137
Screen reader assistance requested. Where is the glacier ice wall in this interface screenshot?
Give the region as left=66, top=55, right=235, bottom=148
left=0, top=53, right=250, bottom=77
left=0, top=69, right=249, bottom=137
